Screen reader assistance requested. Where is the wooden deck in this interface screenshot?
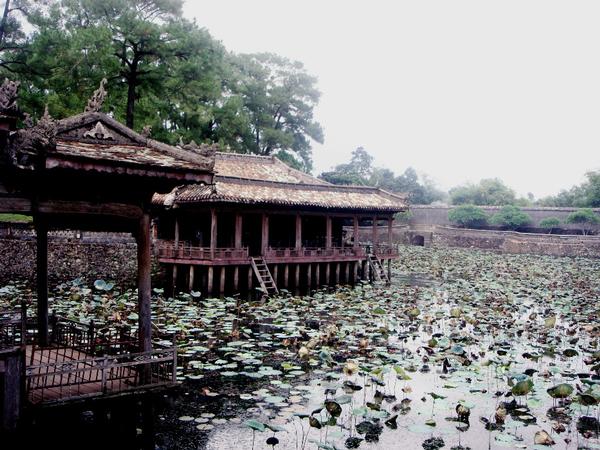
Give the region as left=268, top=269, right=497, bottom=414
left=25, top=345, right=177, bottom=405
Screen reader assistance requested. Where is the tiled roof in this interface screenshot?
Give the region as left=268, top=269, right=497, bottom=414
left=214, top=152, right=329, bottom=185
left=154, top=177, right=408, bottom=212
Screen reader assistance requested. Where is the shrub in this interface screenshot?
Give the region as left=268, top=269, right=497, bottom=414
left=539, top=217, right=561, bottom=234
left=448, top=205, right=488, bottom=228
left=490, top=205, right=531, bottom=230
left=565, top=208, right=600, bottom=235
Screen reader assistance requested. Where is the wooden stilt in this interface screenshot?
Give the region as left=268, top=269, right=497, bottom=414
left=353, top=261, right=358, bottom=284
left=188, top=265, right=195, bottom=291
left=35, top=219, right=49, bottom=346
left=344, top=262, right=350, bottom=285
left=284, top=264, right=289, bottom=289
left=172, top=264, right=178, bottom=296
left=294, top=264, right=300, bottom=294
left=387, top=259, right=392, bottom=281
left=273, top=264, right=279, bottom=285
left=247, top=266, right=253, bottom=292
left=207, top=266, right=214, bottom=296
left=307, top=263, right=312, bottom=292
left=315, top=263, right=321, bottom=287
left=325, top=263, right=331, bottom=286
left=335, top=262, right=340, bottom=285
left=137, top=212, right=152, bottom=352
left=219, top=266, right=226, bottom=296
left=234, top=266, right=239, bottom=292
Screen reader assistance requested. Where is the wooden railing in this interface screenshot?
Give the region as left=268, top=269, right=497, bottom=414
left=264, top=246, right=365, bottom=259
left=156, top=241, right=249, bottom=261
left=371, top=244, right=399, bottom=257
left=26, top=347, right=177, bottom=404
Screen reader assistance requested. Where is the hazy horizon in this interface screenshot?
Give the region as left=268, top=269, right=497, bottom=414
left=185, top=1, right=600, bottom=198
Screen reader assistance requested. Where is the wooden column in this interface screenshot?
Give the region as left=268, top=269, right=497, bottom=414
left=188, top=265, right=195, bottom=291
left=295, top=214, right=302, bottom=250
left=388, top=216, right=394, bottom=247
left=335, top=262, right=340, bottom=284
left=344, top=263, right=350, bottom=284
left=210, top=208, right=217, bottom=258
left=353, top=261, right=358, bottom=284
left=174, top=217, right=180, bottom=246
left=372, top=216, right=378, bottom=250
left=294, top=264, right=300, bottom=292
left=35, top=219, right=49, bottom=346
left=284, top=264, right=289, bottom=288
left=307, top=263, right=312, bottom=291
left=172, top=265, right=178, bottom=295
left=315, top=263, right=320, bottom=287
left=137, top=213, right=152, bottom=352
left=233, top=266, right=239, bottom=291
left=325, top=215, right=332, bottom=249
left=325, top=263, right=331, bottom=285
left=353, top=215, right=359, bottom=249
left=234, top=213, right=243, bottom=249
left=387, top=259, right=392, bottom=281
left=219, top=267, right=226, bottom=296
left=261, top=213, right=269, bottom=255
left=273, top=265, right=279, bottom=285
left=247, top=266, right=253, bottom=292
left=207, top=266, right=214, bottom=296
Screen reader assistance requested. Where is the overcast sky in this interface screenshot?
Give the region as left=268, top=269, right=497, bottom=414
left=184, top=1, right=600, bottom=198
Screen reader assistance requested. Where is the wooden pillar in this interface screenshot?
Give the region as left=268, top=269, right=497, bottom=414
left=294, top=264, right=300, bottom=293
left=344, top=262, right=350, bottom=284
left=234, top=213, right=243, bottom=249
left=325, top=263, right=331, bottom=285
left=261, top=213, right=269, bottom=255
left=362, top=260, right=368, bottom=281
left=35, top=219, right=49, bottom=346
left=247, top=266, right=253, bottom=292
left=188, top=265, right=195, bottom=291
left=210, top=208, right=217, bottom=258
left=387, top=259, right=392, bottom=281
left=137, top=212, right=152, bottom=352
left=325, top=215, right=332, bottom=249
left=388, top=216, right=394, bottom=247
left=353, top=215, right=359, bottom=249
left=335, top=262, right=340, bottom=285
left=372, top=216, right=378, bottom=250
left=233, top=266, right=239, bottom=292
left=284, top=264, right=289, bottom=289
left=295, top=214, right=302, bottom=250
left=207, top=266, right=214, bottom=296
left=353, top=261, right=358, bottom=284
left=307, top=263, right=312, bottom=291
left=219, top=267, right=226, bottom=296
left=174, top=217, right=180, bottom=246
left=172, top=265, right=178, bottom=295
left=315, top=263, right=320, bottom=287
left=273, top=264, right=279, bottom=285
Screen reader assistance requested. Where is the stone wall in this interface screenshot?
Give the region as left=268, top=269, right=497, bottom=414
left=431, top=226, right=600, bottom=258
left=0, top=224, right=138, bottom=286
left=408, top=205, right=600, bottom=233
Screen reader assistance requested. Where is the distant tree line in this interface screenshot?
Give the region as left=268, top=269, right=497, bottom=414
left=318, top=147, right=446, bottom=204
left=0, top=0, right=323, bottom=171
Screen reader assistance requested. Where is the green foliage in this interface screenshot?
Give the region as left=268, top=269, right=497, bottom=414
left=449, top=179, right=516, bottom=206
left=538, top=217, right=561, bottom=234
left=565, top=208, right=600, bottom=235
left=538, top=170, right=600, bottom=207
left=394, top=210, right=413, bottom=223
left=448, top=205, right=488, bottom=228
left=490, top=205, right=531, bottom=230
left=0, top=213, right=32, bottom=223
left=1, top=0, right=323, bottom=171
left=319, top=147, right=445, bottom=204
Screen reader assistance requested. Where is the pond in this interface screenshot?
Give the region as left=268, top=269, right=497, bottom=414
left=1, top=246, right=599, bottom=449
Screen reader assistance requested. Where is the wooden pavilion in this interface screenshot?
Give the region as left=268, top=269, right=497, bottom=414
left=153, top=152, right=408, bottom=297
left=0, top=79, right=214, bottom=428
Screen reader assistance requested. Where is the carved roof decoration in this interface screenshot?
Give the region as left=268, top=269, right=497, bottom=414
left=0, top=78, right=20, bottom=116
left=84, top=78, right=108, bottom=113
left=6, top=106, right=57, bottom=170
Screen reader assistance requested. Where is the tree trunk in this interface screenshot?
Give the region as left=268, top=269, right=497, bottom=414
left=126, top=61, right=138, bottom=129
left=0, top=0, right=11, bottom=47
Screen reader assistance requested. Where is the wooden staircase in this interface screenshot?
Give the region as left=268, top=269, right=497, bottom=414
left=250, top=257, right=279, bottom=296
left=367, top=254, right=390, bottom=284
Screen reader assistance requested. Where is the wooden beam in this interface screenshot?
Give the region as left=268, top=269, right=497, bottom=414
left=38, top=200, right=142, bottom=219
left=261, top=213, right=269, bottom=255
left=234, top=213, right=243, bottom=249
left=295, top=214, right=302, bottom=250
left=210, top=208, right=217, bottom=258
left=35, top=219, right=49, bottom=346
left=137, top=213, right=152, bottom=352
left=325, top=215, right=332, bottom=249
left=0, top=195, right=32, bottom=214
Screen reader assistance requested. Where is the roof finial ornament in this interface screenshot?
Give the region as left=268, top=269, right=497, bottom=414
left=0, top=78, right=20, bottom=113
left=84, top=78, right=108, bottom=113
